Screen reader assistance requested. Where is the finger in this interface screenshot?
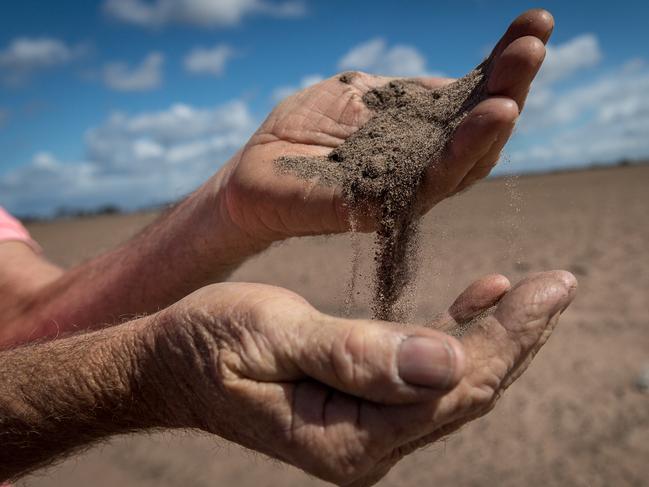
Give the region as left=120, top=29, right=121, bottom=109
left=422, top=97, right=518, bottom=205
left=381, top=271, right=577, bottom=447
left=439, top=271, right=577, bottom=419
left=289, top=314, right=467, bottom=405
left=457, top=38, right=545, bottom=191
left=432, top=274, right=511, bottom=333
left=455, top=113, right=517, bottom=192
left=489, top=9, right=554, bottom=61
left=488, top=35, right=547, bottom=109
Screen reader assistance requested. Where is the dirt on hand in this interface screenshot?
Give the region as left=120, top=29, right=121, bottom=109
left=275, top=62, right=490, bottom=321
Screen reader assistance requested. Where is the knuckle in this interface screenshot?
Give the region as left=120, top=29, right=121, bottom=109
left=330, top=325, right=365, bottom=388
left=514, top=285, right=562, bottom=333
left=330, top=323, right=392, bottom=393
left=526, top=36, right=547, bottom=63
left=246, top=288, right=311, bottom=326
left=472, top=386, right=500, bottom=415
left=328, top=433, right=375, bottom=483
left=286, top=423, right=375, bottom=485
left=340, top=92, right=369, bottom=128
left=455, top=391, right=499, bottom=426
left=453, top=371, right=503, bottom=418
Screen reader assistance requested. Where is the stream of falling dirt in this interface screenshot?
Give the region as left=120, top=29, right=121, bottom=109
left=342, top=213, right=362, bottom=317
left=341, top=153, right=526, bottom=321
left=502, top=153, right=525, bottom=266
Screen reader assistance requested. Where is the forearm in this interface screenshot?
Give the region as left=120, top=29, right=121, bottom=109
left=0, top=317, right=163, bottom=482
left=0, top=243, right=63, bottom=317
left=0, top=243, right=64, bottom=346
left=6, top=170, right=269, bottom=345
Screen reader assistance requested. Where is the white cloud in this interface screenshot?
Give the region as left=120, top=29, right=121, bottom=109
left=338, top=38, right=436, bottom=77
left=184, top=44, right=234, bottom=76
left=103, top=52, right=164, bottom=91
left=518, top=35, right=605, bottom=132
left=104, top=0, right=305, bottom=28
left=456, top=34, right=648, bottom=174
left=508, top=58, right=649, bottom=172
left=535, top=34, right=602, bottom=86
left=271, top=74, right=324, bottom=101
left=0, top=37, right=85, bottom=83
left=0, top=100, right=257, bottom=215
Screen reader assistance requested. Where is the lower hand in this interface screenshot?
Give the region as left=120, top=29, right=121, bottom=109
left=150, top=270, right=576, bottom=485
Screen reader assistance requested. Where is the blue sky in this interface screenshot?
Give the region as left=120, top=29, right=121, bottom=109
left=1, top=0, right=648, bottom=215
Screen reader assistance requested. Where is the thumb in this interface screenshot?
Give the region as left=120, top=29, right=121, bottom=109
left=290, top=314, right=466, bottom=405
left=432, top=274, right=511, bottom=334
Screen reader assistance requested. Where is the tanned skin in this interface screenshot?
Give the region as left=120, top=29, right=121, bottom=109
left=2, top=10, right=552, bottom=346
left=0, top=10, right=575, bottom=487
left=1, top=274, right=576, bottom=485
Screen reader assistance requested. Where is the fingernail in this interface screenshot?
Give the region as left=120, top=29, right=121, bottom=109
left=398, top=337, right=456, bottom=389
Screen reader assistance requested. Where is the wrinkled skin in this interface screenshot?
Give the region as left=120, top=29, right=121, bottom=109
left=220, top=9, right=554, bottom=242
left=0, top=11, right=579, bottom=487
left=159, top=271, right=576, bottom=486
left=148, top=9, right=572, bottom=486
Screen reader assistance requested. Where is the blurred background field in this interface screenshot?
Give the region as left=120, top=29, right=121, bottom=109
left=3, top=0, right=649, bottom=485
left=19, top=164, right=649, bottom=487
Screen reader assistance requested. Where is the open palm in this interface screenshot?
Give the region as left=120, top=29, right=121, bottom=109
left=177, top=270, right=576, bottom=486
left=221, top=9, right=553, bottom=243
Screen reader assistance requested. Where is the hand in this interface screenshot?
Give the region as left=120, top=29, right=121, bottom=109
left=216, top=9, right=553, bottom=243
left=153, top=270, right=576, bottom=486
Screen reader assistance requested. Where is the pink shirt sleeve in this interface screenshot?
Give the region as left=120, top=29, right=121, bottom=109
left=0, top=206, right=41, bottom=253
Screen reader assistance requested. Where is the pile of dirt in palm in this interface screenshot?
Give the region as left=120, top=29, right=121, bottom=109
left=275, top=62, right=490, bottom=321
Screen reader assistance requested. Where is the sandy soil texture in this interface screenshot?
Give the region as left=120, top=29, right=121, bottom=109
left=18, top=164, right=649, bottom=487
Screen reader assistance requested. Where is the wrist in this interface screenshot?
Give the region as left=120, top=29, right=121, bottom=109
left=197, top=168, right=273, bottom=264
left=82, top=317, right=167, bottom=430
left=142, top=300, right=227, bottom=432
left=211, top=153, right=286, bottom=249
left=83, top=313, right=201, bottom=432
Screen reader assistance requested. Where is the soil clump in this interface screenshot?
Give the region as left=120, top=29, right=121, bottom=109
left=276, top=61, right=490, bottom=320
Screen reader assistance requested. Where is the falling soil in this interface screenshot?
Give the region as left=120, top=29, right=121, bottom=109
left=275, top=61, right=490, bottom=321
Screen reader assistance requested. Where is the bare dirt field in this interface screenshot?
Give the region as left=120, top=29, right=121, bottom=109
left=18, top=164, right=649, bottom=487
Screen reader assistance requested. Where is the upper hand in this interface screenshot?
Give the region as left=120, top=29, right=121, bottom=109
left=217, top=9, right=553, bottom=244
left=152, top=269, right=576, bottom=486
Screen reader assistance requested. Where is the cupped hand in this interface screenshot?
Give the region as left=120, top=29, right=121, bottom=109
left=154, top=269, right=576, bottom=486
left=219, top=9, right=553, bottom=243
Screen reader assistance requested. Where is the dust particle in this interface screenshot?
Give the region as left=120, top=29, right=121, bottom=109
left=275, top=60, right=490, bottom=321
